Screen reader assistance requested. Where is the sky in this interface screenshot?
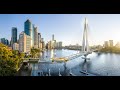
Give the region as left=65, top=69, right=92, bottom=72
left=0, top=14, right=120, bottom=46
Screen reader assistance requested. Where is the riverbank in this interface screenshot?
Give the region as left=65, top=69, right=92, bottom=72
left=15, top=64, right=32, bottom=76
left=93, top=47, right=120, bottom=54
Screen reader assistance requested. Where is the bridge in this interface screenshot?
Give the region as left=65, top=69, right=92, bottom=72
left=51, top=18, right=92, bottom=62
left=51, top=51, right=92, bottom=62
left=32, top=18, right=99, bottom=76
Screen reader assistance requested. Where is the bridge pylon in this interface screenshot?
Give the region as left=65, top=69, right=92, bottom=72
left=81, top=18, right=91, bottom=59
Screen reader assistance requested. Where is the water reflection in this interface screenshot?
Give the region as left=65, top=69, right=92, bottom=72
left=31, top=50, right=120, bottom=76
left=96, top=52, right=102, bottom=57
left=50, top=49, right=54, bottom=58
left=81, top=59, right=87, bottom=72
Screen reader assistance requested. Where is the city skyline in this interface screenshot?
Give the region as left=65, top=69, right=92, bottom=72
left=0, top=14, right=120, bottom=46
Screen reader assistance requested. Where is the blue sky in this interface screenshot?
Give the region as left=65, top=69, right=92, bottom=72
left=0, top=14, right=120, bottom=46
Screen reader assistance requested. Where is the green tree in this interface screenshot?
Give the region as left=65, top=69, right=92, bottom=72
left=30, top=48, right=41, bottom=58
left=0, top=43, right=25, bottom=76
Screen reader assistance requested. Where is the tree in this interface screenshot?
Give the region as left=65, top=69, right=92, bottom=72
left=30, top=48, right=41, bottom=58
left=0, top=43, right=25, bottom=76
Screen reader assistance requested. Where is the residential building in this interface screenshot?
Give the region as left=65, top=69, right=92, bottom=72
left=13, top=43, right=19, bottom=50
left=19, top=32, right=31, bottom=53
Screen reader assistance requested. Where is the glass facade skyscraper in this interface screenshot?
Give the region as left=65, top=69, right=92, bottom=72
left=11, top=27, right=17, bottom=46
left=34, top=27, right=38, bottom=48
left=24, top=19, right=34, bottom=47
left=1, top=38, right=9, bottom=46
left=24, top=19, right=32, bottom=36
left=38, top=33, right=41, bottom=48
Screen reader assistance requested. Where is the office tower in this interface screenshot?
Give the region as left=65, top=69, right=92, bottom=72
left=58, top=42, right=62, bottom=48
left=55, top=41, right=62, bottom=49
left=34, top=27, right=38, bottom=48
left=32, top=24, right=35, bottom=47
left=52, top=34, right=54, bottom=41
left=54, top=40, right=56, bottom=49
left=24, top=19, right=32, bottom=36
left=38, top=33, right=41, bottom=48
left=24, top=19, right=33, bottom=47
left=26, top=35, right=31, bottom=53
left=1, top=38, right=6, bottom=45
left=48, top=41, right=52, bottom=49
left=13, top=43, right=19, bottom=50
left=9, top=40, right=12, bottom=47
left=5, top=39, right=9, bottom=46
left=51, top=34, right=56, bottom=49
left=19, top=32, right=31, bottom=53
left=11, top=27, right=17, bottom=47
left=40, top=38, right=45, bottom=50
left=104, top=41, right=109, bottom=48
left=19, top=32, right=25, bottom=52
left=109, top=40, right=113, bottom=47
left=1, top=38, right=9, bottom=46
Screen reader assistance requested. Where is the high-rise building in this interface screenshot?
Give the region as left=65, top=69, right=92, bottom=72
left=19, top=32, right=31, bottom=53
left=19, top=32, right=25, bottom=52
left=52, top=34, right=54, bottom=41
left=26, top=35, right=31, bottom=53
left=1, top=38, right=5, bottom=44
left=104, top=41, right=109, bottom=48
left=32, top=24, right=35, bottom=47
left=55, top=41, right=62, bottom=49
left=24, top=19, right=32, bottom=36
left=34, top=27, right=38, bottom=48
left=109, top=40, right=113, bottom=47
left=5, top=39, right=9, bottom=46
left=40, top=38, right=45, bottom=50
left=51, top=34, right=56, bottom=49
left=11, top=27, right=17, bottom=47
left=24, top=19, right=33, bottom=48
left=48, top=41, right=52, bottom=49
left=1, top=38, right=9, bottom=46
left=13, top=43, right=19, bottom=50
left=59, top=42, right=62, bottom=48
left=38, top=33, right=41, bottom=48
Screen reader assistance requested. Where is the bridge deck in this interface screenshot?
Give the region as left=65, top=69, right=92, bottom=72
left=51, top=51, right=92, bottom=62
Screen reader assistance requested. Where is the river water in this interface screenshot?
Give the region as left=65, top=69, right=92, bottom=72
left=30, top=49, right=120, bottom=76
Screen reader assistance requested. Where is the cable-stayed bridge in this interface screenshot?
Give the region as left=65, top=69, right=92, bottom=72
left=32, top=18, right=97, bottom=76
left=51, top=18, right=92, bottom=62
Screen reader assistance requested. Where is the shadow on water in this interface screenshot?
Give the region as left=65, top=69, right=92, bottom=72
left=81, top=59, right=91, bottom=71
left=96, top=52, right=102, bottom=57
left=81, top=59, right=87, bottom=71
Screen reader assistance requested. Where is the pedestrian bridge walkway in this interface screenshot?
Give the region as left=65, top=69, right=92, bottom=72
left=51, top=51, right=92, bottom=62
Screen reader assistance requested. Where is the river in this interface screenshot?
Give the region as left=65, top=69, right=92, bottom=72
left=30, top=49, right=120, bottom=76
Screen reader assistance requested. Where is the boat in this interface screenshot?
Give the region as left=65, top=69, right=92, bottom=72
left=80, top=70, right=89, bottom=75
left=51, top=57, right=69, bottom=63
